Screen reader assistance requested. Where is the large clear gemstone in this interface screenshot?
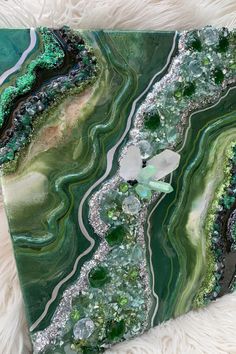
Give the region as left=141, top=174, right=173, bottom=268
left=189, top=60, right=203, bottom=78
left=122, top=195, right=141, bottom=215
left=73, top=318, right=95, bottom=340
left=147, top=149, right=180, bottom=180
left=119, top=145, right=142, bottom=180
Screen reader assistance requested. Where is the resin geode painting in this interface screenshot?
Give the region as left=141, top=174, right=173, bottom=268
left=0, top=26, right=236, bottom=353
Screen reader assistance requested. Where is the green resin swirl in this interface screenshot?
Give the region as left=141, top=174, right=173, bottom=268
left=0, top=27, right=235, bottom=354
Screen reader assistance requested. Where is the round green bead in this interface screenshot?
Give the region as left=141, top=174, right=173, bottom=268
left=70, top=309, right=80, bottom=321
left=88, top=266, right=110, bottom=288
left=217, top=36, right=229, bottom=52
left=174, top=89, right=182, bottom=99
left=135, top=184, right=152, bottom=200
left=183, top=82, right=196, bottom=96
left=213, top=68, right=224, bottom=84
left=118, top=296, right=128, bottom=306
left=119, top=182, right=129, bottom=193
left=107, top=208, right=115, bottom=219
left=106, top=319, right=125, bottom=341
left=187, top=32, right=202, bottom=52
left=144, top=111, right=160, bottom=131
left=129, top=269, right=139, bottom=280
left=105, top=225, right=126, bottom=247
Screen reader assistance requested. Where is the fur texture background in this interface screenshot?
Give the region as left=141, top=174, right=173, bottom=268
left=0, top=1, right=236, bottom=353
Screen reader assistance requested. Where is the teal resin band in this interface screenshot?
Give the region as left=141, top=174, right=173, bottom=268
left=0, top=26, right=235, bottom=353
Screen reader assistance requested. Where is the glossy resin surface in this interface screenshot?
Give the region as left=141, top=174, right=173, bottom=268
left=0, top=27, right=235, bottom=353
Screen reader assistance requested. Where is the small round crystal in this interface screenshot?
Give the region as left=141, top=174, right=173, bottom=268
left=122, top=195, right=141, bottom=215
left=202, top=27, right=219, bottom=45
left=188, top=60, right=203, bottom=78
left=73, top=318, right=95, bottom=340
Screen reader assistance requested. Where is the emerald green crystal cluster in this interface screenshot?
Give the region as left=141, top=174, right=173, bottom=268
left=137, top=27, right=236, bottom=153
left=67, top=235, right=148, bottom=353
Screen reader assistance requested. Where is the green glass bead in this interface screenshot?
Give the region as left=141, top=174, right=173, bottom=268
left=105, top=225, right=126, bottom=246
left=88, top=266, right=110, bottom=288
left=203, top=57, right=210, bottom=65
left=118, top=296, right=128, bottom=306
left=106, top=320, right=125, bottom=341
left=215, top=248, right=222, bottom=256
left=107, top=209, right=115, bottom=219
left=183, top=82, right=196, bottom=96
left=119, top=182, right=129, bottom=193
left=174, top=89, right=182, bottom=99
left=214, top=68, right=224, bottom=84
left=128, top=268, right=139, bottom=280
left=144, top=110, right=160, bottom=131
left=187, top=32, right=202, bottom=52
left=70, top=309, right=81, bottom=322
left=135, top=184, right=152, bottom=200
left=229, top=63, right=236, bottom=70
left=6, top=149, right=14, bottom=160
left=217, top=36, right=229, bottom=52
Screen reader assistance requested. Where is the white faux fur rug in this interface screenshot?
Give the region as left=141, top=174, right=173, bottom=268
left=0, top=1, right=236, bottom=354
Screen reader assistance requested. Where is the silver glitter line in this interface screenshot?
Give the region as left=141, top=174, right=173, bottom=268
left=32, top=241, right=109, bottom=353
left=89, top=31, right=178, bottom=236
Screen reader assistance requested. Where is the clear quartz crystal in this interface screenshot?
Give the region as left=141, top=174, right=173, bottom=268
left=119, top=145, right=142, bottom=180
left=73, top=318, right=95, bottom=340
left=147, top=149, right=180, bottom=180
left=131, top=244, right=144, bottom=262
left=149, top=180, right=173, bottom=193
left=202, top=27, right=219, bottom=45
left=189, top=60, right=203, bottom=78
left=122, top=195, right=141, bottom=215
